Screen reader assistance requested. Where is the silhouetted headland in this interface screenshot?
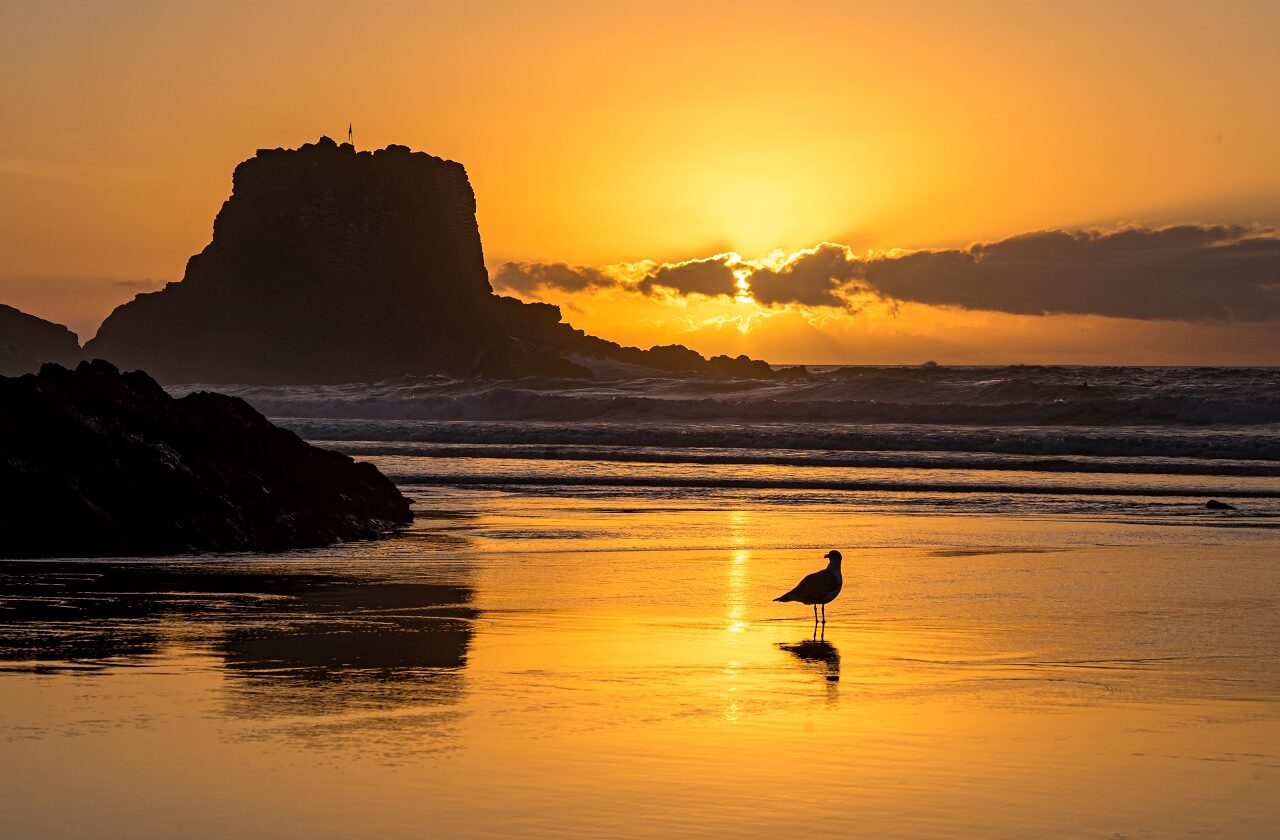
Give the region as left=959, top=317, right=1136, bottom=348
left=0, top=360, right=411, bottom=558
left=0, top=304, right=80, bottom=376
left=84, top=137, right=786, bottom=384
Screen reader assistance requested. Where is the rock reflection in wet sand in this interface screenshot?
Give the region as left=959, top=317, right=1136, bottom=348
left=0, top=563, right=477, bottom=744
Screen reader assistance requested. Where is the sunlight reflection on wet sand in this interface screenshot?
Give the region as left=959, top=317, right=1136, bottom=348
left=1, top=494, right=1278, bottom=838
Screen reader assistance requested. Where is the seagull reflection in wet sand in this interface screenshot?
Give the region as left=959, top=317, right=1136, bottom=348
left=778, top=629, right=841, bottom=702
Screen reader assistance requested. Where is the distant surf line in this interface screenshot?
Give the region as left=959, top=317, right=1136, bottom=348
left=322, top=442, right=1280, bottom=477
left=389, top=473, right=1279, bottom=498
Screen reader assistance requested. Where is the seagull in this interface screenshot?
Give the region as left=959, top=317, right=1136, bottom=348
left=774, top=550, right=843, bottom=624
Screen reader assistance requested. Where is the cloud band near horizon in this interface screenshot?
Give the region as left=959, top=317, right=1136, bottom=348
left=492, top=225, right=1280, bottom=321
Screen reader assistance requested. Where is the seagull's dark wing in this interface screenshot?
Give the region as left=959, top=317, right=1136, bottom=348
left=774, top=568, right=838, bottom=603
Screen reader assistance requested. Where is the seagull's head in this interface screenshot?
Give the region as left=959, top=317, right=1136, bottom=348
left=824, top=550, right=842, bottom=565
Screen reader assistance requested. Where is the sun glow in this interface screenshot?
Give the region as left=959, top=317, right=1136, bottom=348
left=731, top=267, right=754, bottom=304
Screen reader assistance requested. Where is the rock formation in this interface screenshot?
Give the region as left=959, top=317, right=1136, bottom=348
left=85, top=137, right=783, bottom=383
left=0, top=360, right=412, bottom=558
left=0, top=304, right=81, bottom=376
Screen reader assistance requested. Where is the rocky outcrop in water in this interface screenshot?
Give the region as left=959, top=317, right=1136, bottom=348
left=0, top=360, right=412, bottom=558
left=0, top=304, right=80, bottom=376
left=85, top=137, right=780, bottom=383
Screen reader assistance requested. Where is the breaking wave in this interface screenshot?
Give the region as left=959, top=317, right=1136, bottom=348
left=184, top=365, right=1280, bottom=429
left=172, top=366, right=1280, bottom=473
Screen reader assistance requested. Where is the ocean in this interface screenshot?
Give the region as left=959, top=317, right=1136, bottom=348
left=209, top=364, right=1280, bottom=523
left=2, top=365, right=1278, bottom=838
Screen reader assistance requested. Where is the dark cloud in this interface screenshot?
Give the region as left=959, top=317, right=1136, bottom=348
left=747, top=244, right=861, bottom=307
left=492, top=225, right=1280, bottom=321
left=867, top=225, right=1280, bottom=321
left=111, top=279, right=165, bottom=291
left=492, top=254, right=746, bottom=300
left=638, top=256, right=739, bottom=298
left=491, top=261, right=614, bottom=295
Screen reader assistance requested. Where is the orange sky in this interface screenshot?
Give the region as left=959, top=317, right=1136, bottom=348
left=3, top=0, right=1279, bottom=362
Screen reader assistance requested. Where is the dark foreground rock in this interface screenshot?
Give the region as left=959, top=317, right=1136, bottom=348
left=0, top=360, right=412, bottom=558
left=1205, top=499, right=1236, bottom=510
left=0, top=304, right=81, bottom=376
left=85, top=137, right=781, bottom=383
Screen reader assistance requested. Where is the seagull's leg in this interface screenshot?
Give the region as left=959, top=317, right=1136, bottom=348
left=821, top=604, right=826, bottom=624
left=812, top=605, right=818, bottom=626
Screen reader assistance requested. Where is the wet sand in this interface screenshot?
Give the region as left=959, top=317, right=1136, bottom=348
left=1, top=490, right=1278, bottom=838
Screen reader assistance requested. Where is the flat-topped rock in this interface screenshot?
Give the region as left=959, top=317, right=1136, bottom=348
left=84, top=137, right=780, bottom=383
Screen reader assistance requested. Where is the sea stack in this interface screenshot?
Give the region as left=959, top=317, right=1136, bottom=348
left=85, top=137, right=777, bottom=383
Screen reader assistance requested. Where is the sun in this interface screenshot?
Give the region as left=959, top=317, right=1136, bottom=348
left=731, top=267, right=755, bottom=304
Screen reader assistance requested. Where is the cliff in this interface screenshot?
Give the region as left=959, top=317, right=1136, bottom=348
left=0, top=304, right=81, bottom=376
left=85, top=137, right=779, bottom=383
left=0, top=360, right=412, bottom=558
